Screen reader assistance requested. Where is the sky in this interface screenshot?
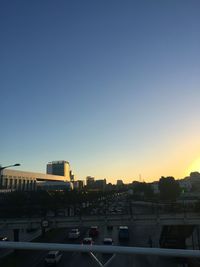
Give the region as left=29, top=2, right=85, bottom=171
left=1, top=0, right=200, bottom=183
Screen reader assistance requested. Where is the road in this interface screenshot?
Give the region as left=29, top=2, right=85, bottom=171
left=0, top=194, right=188, bottom=267
left=31, top=224, right=181, bottom=267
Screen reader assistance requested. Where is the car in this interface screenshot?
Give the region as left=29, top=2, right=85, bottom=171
left=89, top=226, right=99, bottom=237
left=102, top=238, right=113, bottom=257
left=118, top=226, right=129, bottom=241
left=82, top=237, right=94, bottom=245
left=44, top=251, right=62, bottom=266
left=81, top=237, right=94, bottom=254
left=103, top=238, right=113, bottom=245
left=0, top=236, right=9, bottom=241
left=68, top=228, right=80, bottom=239
left=0, top=236, right=9, bottom=251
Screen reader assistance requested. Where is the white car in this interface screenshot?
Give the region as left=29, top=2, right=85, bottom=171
left=82, top=237, right=94, bottom=245
left=68, top=228, right=80, bottom=239
left=103, top=238, right=113, bottom=245
left=44, top=251, right=62, bottom=265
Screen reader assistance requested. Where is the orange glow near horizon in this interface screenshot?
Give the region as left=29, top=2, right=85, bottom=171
left=186, top=157, right=200, bottom=176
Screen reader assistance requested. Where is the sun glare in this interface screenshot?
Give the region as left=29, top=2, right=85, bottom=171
left=187, top=157, right=200, bottom=175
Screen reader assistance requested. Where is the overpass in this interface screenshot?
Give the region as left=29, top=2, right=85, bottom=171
left=1, top=213, right=200, bottom=230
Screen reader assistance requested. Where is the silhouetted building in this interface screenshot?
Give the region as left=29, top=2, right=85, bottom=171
left=70, top=170, right=75, bottom=183
left=86, top=176, right=95, bottom=188
left=190, top=172, right=200, bottom=183
left=74, top=180, right=84, bottom=191
left=95, top=179, right=106, bottom=191
left=178, top=179, right=192, bottom=192
left=106, top=183, right=115, bottom=191
left=150, top=181, right=159, bottom=194
left=117, top=180, right=123, bottom=186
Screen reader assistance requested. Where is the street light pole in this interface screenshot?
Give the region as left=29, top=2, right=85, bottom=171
left=0, top=163, right=21, bottom=189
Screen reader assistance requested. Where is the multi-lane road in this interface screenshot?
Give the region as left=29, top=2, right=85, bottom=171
left=23, top=224, right=180, bottom=267
left=0, top=194, right=189, bottom=266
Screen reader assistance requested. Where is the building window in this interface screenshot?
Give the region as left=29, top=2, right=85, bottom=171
left=9, top=179, right=13, bottom=189
left=14, top=179, right=18, bottom=189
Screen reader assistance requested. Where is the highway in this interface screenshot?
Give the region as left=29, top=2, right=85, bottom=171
left=0, top=195, right=190, bottom=266
left=23, top=225, right=181, bottom=267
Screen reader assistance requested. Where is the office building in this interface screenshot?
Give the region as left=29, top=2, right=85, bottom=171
left=117, top=180, right=124, bottom=186
left=86, top=176, right=95, bottom=188
left=95, top=179, right=106, bottom=191
left=47, top=161, right=70, bottom=181
left=73, top=180, right=84, bottom=191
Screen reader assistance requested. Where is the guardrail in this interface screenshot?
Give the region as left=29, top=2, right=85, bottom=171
left=0, top=241, right=200, bottom=267
left=1, top=213, right=200, bottom=230
left=0, top=241, right=200, bottom=257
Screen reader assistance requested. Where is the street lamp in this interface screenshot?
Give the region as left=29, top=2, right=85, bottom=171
left=0, top=163, right=21, bottom=189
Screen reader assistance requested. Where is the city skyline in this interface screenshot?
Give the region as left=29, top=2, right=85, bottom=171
left=1, top=1, right=200, bottom=184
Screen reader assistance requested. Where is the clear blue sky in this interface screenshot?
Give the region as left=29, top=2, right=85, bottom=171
left=1, top=0, right=200, bottom=183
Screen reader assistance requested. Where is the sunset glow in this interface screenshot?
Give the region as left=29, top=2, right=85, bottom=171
left=1, top=1, right=200, bottom=183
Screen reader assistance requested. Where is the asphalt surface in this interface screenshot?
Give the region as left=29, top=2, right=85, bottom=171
left=0, top=196, right=188, bottom=267
left=31, top=225, right=182, bottom=267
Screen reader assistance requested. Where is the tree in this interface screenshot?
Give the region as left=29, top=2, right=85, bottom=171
left=158, top=176, right=181, bottom=202
left=132, top=182, right=154, bottom=200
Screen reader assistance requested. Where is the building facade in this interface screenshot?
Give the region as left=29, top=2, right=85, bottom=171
left=73, top=180, right=84, bottom=191
left=86, top=176, right=95, bottom=187
left=47, top=161, right=70, bottom=181
left=0, top=169, right=71, bottom=192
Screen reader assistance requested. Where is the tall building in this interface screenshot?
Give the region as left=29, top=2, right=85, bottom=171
left=95, top=179, right=106, bottom=191
left=74, top=180, right=84, bottom=191
left=117, top=180, right=124, bottom=186
left=47, top=161, right=70, bottom=181
left=86, top=176, right=95, bottom=188
left=70, top=170, right=75, bottom=183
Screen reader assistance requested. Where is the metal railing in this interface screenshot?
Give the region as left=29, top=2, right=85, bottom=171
left=1, top=241, right=200, bottom=267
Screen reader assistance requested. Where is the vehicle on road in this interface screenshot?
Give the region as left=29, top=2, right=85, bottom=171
left=103, top=238, right=113, bottom=245
left=81, top=237, right=94, bottom=254
left=44, top=251, right=62, bottom=266
left=82, top=237, right=94, bottom=245
left=89, top=226, right=99, bottom=237
left=118, top=226, right=129, bottom=241
left=0, top=236, right=9, bottom=252
left=68, top=228, right=80, bottom=239
left=0, top=236, right=8, bottom=241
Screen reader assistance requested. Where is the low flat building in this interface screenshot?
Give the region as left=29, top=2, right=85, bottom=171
left=0, top=169, right=70, bottom=192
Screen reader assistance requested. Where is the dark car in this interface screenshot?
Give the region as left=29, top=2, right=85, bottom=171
left=82, top=237, right=94, bottom=245
left=89, top=226, right=99, bottom=237
left=103, top=238, right=113, bottom=257
left=103, top=238, right=113, bottom=245
left=118, top=226, right=129, bottom=241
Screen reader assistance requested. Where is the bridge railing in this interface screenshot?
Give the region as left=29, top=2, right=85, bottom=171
left=1, top=241, right=200, bottom=267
